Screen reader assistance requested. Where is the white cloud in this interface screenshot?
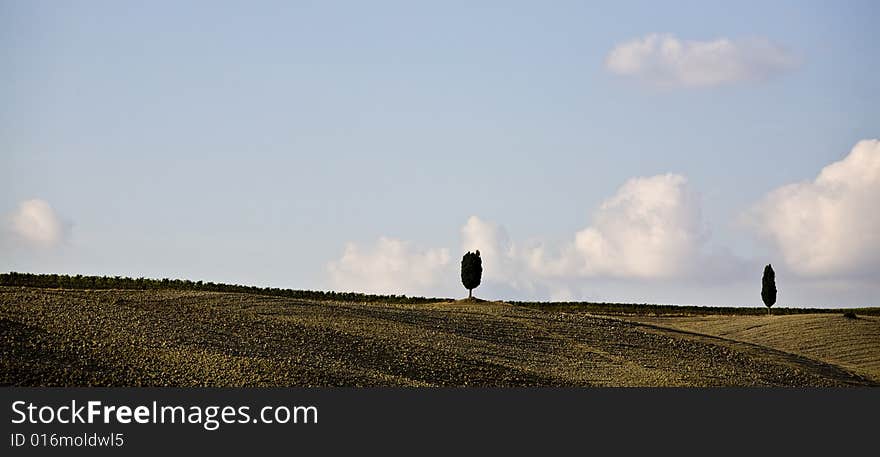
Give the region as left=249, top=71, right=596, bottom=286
left=574, top=174, right=704, bottom=277
left=6, top=199, right=67, bottom=247
left=748, top=139, right=880, bottom=277
left=526, top=174, right=706, bottom=279
left=327, top=237, right=451, bottom=295
left=605, top=34, right=797, bottom=87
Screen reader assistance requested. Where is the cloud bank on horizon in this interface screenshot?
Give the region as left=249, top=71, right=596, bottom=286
left=8, top=143, right=877, bottom=303
left=605, top=34, right=798, bottom=87
left=328, top=140, right=880, bottom=298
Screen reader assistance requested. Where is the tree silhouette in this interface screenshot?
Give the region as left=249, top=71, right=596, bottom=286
left=761, top=264, right=777, bottom=315
left=461, top=250, right=482, bottom=299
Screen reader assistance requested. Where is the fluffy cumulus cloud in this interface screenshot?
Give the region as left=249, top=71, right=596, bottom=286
left=748, top=140, right=880, bottom=278
left=327, top=237, right=451, bottom=295
left=605, top=34, right=797, bottom=87
left=516, top=174, right=708, bottom=280
left=570, top=174, right=704, bottom=277
left=6, top=199, right=67, bottom=247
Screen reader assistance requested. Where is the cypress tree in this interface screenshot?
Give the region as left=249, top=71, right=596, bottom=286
left=761, top=264, right=777, bottom=315
left=461, top=250, right=482, bottom=299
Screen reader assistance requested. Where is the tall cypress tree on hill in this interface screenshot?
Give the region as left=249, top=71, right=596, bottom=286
left=762, top=264, right=777, bottom=315
left=461, top=250, right=482, bottom=299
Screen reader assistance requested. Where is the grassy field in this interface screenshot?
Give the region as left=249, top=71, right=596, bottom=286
left=632, top=314, right=880, bottom=382
left=2, top=286, right=877, bottom=387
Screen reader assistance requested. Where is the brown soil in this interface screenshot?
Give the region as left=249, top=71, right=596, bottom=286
left=1, top=287, right=875, bottom=387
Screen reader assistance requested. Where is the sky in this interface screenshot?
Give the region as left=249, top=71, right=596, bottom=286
left=2, top=0, right=879, bottom=307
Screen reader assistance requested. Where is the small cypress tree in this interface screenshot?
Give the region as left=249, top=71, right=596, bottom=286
left=461, top=250, right=482, bottom=299
left=761, top=264, right=777, bottom=315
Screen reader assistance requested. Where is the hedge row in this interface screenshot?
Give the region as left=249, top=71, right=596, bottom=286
left=0, top=272, right=448, bottom=304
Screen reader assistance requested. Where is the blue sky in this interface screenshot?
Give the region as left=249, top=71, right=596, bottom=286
left=2, top=1, right=879, bottom=306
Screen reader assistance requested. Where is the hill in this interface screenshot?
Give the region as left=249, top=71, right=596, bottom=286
left=2, top=286, right=876, bottom=387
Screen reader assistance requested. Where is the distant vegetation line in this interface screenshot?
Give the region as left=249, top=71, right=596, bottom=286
left=0, top=272, right=448, bottom=304
left=2, top=272, right=876, bottom=315
left=511, top=301, right=880, bottom=316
